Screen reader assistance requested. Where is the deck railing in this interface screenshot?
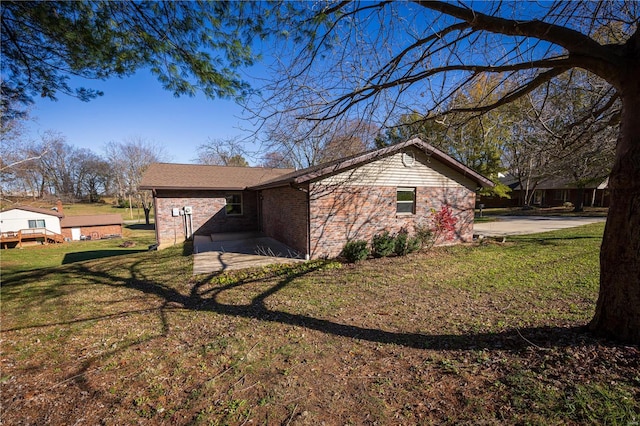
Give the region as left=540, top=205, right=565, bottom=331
left=1, top=228, right=65, bottom=248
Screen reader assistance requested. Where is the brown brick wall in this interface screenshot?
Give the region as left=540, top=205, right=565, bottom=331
left=260, top=185, right=309, bottom=256
left=308, top=184, right=475, bottom=259
left=61, top=224, right=122, bottom=240
left=154, top=190, right=259, bottom=247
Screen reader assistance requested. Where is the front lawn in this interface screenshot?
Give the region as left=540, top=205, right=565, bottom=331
left=1, top=223, right=638, bottom=425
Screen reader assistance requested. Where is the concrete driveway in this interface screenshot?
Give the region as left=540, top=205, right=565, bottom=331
left=193, top=232, right=305, bottom=275
left=473, top=216, right=606, bottom=237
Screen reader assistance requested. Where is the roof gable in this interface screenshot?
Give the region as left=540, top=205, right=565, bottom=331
left=251, top=138, right=494, bottom=190
left=138, top=163, right=295, bottom=191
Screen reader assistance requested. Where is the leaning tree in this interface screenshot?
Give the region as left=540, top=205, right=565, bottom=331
left=254, top=1, right=639, bottom=342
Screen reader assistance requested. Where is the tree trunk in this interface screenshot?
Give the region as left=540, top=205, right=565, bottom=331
left=573, top=186, right=585, bottom=212
left=589, top=70, right=640, bottom=343
left=144, top=206, right=151, bottom=225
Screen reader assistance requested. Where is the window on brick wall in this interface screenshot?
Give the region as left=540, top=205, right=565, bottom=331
left=225, top=193, right=243, bottom=216
left=396, top=188, right=416, bottom=214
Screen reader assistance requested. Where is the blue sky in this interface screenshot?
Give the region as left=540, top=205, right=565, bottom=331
left=23, top=69, right=263, bottom=165
left=18, top=1, right=559, bottom=167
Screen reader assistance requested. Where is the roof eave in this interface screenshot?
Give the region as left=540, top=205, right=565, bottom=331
left=139, top=185, right=250, bottom=191
left=249, top=179, right=297, bottom=190
left=420, top=144, right=495, bottom=189
left=0, top=206, right=64, bottom=217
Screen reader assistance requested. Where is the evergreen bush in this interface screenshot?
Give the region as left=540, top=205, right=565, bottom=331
left=341, top=240, right=370, bottom=263
left=394, top=231, right=409, bottom=256
left=372, top=231, right=395, bottom=258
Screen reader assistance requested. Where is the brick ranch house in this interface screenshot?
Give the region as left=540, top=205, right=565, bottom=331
left=139, top=138, right=494, bottom=259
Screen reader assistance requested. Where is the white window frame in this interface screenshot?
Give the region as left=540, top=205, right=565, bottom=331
left=396, top=187, right=416, bottom=214
left=225, top=192, right=243, bottom=216
left=28, top=219, right=46, bottom=228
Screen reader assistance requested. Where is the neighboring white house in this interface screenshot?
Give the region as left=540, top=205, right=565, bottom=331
left=0, top=206, right=64, bottom=235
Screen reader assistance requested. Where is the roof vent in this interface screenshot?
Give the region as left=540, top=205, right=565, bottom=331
left=402, top=151, right=416, bottom=167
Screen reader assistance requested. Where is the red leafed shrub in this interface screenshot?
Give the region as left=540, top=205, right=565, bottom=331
left=432, top=205, right=458, bottom=242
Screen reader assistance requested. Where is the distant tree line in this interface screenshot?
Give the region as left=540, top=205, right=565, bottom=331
left=0, top=118, right=165, bottom=216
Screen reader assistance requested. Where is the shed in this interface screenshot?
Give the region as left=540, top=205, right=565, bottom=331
left=60, top=214, right=124, bottom=241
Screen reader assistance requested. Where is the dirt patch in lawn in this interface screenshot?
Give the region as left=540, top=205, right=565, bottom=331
left=1, top=224, right=638, bottom=425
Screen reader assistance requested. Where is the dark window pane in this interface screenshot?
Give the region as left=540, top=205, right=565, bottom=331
left=226, top=204, right=242, bottom=215
left=397, top=190, right=415, bottom=202
left=225, top=193, right=243, bottom=215
left=226, top=194, right=241, bottom=204
left=396, top=202, right=414, bottom=213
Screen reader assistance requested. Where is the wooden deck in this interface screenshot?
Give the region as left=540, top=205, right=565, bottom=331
left=1, top=228, right=65, bottom=248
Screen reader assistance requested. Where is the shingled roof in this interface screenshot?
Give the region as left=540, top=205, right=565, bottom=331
left=60, top=214, right=123, bottom=228
left=1, top=205, right=64, bottom=218
left=251, top=138, right=495, bottom=190
left=138, top=163, right=295, bottom=191
left=139, top=139, right=494, bottom=192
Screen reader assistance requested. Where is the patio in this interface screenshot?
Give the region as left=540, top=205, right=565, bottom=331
left=192, top=232, right=305, bottom=275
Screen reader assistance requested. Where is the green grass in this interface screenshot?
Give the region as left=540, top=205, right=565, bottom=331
left=0, top=198, right=154, bottom=222
left=473, top=215, right=499, bottom=223
left=1, top=224, right=156, bottom=275
left=1, top=222, right=638, bottom=425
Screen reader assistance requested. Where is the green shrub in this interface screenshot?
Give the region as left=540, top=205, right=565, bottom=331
left=372, top=231, right=395, bottom=258
left=117, top=198, right=131, bottom=208
left=394, top=231, right=409, bottom=256
left=414, top=223, right=434, bottom=250
left=407, top=236, right=422, bottom=254
left=341, top=240, right=370, bottom=263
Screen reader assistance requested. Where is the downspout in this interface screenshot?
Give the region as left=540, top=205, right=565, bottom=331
left=306, top=188, right=311, bottom=261
left=151, top=189, right=160, bottom=249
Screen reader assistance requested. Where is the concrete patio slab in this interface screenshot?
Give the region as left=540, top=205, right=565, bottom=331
left=192, top=232, right=305, bottom=275
left=473, top=216, right=606, bottom=237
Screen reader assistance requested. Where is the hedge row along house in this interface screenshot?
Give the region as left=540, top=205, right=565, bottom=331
left=139, top=138, right=494, bottom=259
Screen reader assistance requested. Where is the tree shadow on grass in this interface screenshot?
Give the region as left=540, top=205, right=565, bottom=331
left=125, top=223, right=154, bottom=231
left=62, top=249, right=148, bottom=264
left=14, top=258, right=609, bottom=353
left=3, top=252, right=626, bottom=423
left=513, top=235, right=602, bottom=243
left=3, top=235, right=620, bottom=353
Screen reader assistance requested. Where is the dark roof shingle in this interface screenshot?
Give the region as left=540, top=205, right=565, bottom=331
left=139, top=163, right=295, bottom=190
left=1, top=205, right=64, bottom=217
left=60, top=214, right=123, bottom=228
